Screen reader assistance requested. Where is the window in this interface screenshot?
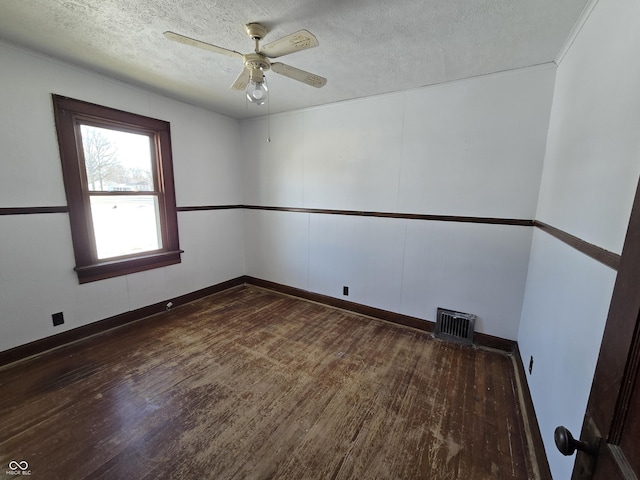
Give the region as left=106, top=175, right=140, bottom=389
left=52, top=95, right=181, bottom=283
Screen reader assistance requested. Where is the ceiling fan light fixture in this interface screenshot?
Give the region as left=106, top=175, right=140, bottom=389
left=246, top=79, right=268, bottom=105
left=246, top=70, right=268, bottom=105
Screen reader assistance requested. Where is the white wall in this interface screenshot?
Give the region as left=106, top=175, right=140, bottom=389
left=518, top=0, right=640, bottom=478
left=241, top=65, right=556, bottom=339
left=0, top=42, right=245, bottom=353
left=535, top=0, right=640, bottom=254
left=519, top=231, right=616, bottom=479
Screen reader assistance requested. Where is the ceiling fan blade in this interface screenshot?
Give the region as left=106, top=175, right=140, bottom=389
left=163, top=31, right=243, bottom=59
left=230, top=68, right=250, bottom=90
left=271, top=62, right=327, bottom=88
left=260, top=30, right=319, bottom=58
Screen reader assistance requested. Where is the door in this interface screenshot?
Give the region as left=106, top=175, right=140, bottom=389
left=567, top=177, right=640, bottom=479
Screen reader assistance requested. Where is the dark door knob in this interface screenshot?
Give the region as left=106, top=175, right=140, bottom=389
left=554, top=426, right=596, bottom=456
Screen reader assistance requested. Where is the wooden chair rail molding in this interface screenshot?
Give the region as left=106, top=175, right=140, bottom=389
left=3, top=204, right=619, bottom=270
left=4, top=204, right=531, bottom=225
left=533, top=220, right=620, bottom=270
left=180, top=207, right=621, bottom=271
left=0, top=206, right=69, bottom=215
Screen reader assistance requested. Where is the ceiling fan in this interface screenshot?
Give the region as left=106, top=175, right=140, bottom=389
left=164, top=23, right=327, bottom=106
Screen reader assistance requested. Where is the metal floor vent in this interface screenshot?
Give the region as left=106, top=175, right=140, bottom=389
left=435, top=308, right=476, bottom=345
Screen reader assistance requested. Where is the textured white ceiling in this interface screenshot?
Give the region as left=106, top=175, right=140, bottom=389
left=0, top=0, right=587, bottom=119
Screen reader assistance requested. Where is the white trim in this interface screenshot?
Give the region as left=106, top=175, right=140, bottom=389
left=555, top=0, right=601, bottom=65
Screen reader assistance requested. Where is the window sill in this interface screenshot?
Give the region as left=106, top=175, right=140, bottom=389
left=74, top=250, right=183, bottom=284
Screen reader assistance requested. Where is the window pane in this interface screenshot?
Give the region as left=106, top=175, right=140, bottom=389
left=80, top=125, right=153, bottom=192
left=90, top=195, right=162, bottom=259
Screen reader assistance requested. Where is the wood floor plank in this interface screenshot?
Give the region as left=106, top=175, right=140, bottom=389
left=0, top=286, right=538, bottom=479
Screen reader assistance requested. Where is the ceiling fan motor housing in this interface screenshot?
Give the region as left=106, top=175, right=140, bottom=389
left=244, top=53, right=270, bottom=72
left=245, top=23, right=267, bottom=41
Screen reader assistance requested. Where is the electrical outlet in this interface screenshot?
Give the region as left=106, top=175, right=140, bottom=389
left=52, top=312, right=64, bottom=326
left=528, top=356, right=534, bottom=375
left=343, top=286, right=349, bottom=296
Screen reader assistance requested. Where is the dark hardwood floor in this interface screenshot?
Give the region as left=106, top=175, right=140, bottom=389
left=0, top=286, right=539, bottom=479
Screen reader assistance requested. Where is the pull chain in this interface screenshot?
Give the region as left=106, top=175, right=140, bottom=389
left=267, top=83, right=271, bottom=143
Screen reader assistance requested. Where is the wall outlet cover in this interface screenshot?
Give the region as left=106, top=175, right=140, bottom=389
left=52, top=312, right=64, bottom=326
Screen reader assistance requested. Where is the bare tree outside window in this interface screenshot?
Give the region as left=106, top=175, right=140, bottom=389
left=81, top=126, right=121, bottom=190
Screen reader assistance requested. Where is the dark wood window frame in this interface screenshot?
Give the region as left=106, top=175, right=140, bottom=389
left=52, top=94, right=181, bottom=284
